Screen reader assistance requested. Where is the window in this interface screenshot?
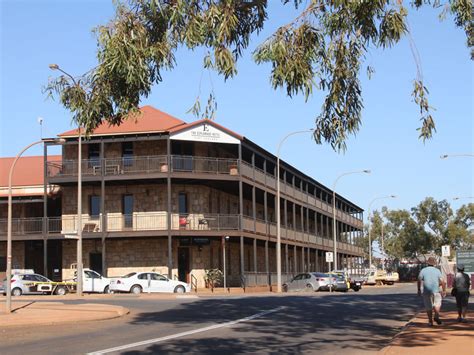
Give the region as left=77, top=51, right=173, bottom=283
left=85, top=270, right=100, bottom=279
left=123, top=194, right=133, bottom=228
left=90, top=196, right=101, bottom=218
left=152, top=273, right=168, bottom=281
left=88, top=144, right=100, bottom=167
left=138, top=273, right=151, bottom=280
left=178, top=193, right=188, bottom=215
left=122, top=142, right=133, bottom=166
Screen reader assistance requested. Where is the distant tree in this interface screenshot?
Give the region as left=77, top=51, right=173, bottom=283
left=46, top=0, right=472, bottom=151
left=382, top=208, right=435, bottom=261
left=377, top=199, right=473, bottom=260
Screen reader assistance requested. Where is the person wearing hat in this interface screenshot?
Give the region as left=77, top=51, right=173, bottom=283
left=417, top=256, right=446, bottom=326
left=452, top=263, right=471, bottom=322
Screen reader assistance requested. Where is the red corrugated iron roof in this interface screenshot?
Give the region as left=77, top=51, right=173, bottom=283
left=0, top=155, right=61, bottom=188
left=57, top=106, right=244, bottom=141
left=58, top=106, right=187, bottom=137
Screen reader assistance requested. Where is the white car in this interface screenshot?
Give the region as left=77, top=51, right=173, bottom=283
left=81, top=269, right=112, bottom=293
left=109, top=272, right=190, bottom=294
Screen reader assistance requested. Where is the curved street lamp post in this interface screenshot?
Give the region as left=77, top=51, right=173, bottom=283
left=6, top=138, right=64, bottom=314
left=332, top=170, right=371, bottom=271
left=367, top=195, right=397, bottom=269
left=276, top=129, right=314, bottom=293
left=48, top=64, right=84, bottom=296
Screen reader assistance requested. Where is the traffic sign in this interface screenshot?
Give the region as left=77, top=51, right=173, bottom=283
left=325, top=252, right=333, bottom=263
left=441, top=245, right=450, bottom=257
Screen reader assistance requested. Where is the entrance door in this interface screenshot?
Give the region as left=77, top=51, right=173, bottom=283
left=178, top=247, right=190, bottom=283
left=47, top=240, right=62, bottom=281
left=25, top=241, right=44, bottom=275
left=90, top=252, right=103, bottom=275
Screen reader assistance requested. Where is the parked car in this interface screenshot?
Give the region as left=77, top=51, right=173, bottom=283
left=0, top=273, right=68, bottom=296
left=331, top=275, right=349, bottom=292
left=282, top=273, right=332, bottom=292
left=109, top=272, right=190, bottom=294
left=329, top=270, right=362, bottom=291
left=73, top=269, right=112, bottom=294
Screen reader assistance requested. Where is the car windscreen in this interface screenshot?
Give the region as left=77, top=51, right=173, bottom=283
left=122, top=272, right=137, bottom=278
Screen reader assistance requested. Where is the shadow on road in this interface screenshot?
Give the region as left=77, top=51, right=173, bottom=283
left=122, top=292, right=422, bottom=354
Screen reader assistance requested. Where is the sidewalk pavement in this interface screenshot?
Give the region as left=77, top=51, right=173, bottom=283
left=380, top=310, right=473, bottom=355
left=0, top=301, right=129, bottom=328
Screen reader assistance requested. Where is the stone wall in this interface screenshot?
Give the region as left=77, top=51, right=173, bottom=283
left=61, top=183, right=251, bottom=216
left=0, top=241, right=25, bottom=271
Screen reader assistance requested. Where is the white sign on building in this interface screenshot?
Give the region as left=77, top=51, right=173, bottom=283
left=171, top=122, right=240, bottom=145
left=325, top=252, right=333, bottom=263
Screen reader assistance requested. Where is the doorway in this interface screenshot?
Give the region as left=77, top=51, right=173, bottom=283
left=90, top=252, right=103, bottom=275
left=25, top=240, right=44, bottom=275
left=47, top=240, right=62, bottom=281
left=178, top=247, right=190, bottom=283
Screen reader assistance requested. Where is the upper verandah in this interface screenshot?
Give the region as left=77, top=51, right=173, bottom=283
left=48, top=105, right=363, bottom=215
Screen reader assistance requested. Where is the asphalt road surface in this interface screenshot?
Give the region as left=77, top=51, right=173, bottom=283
left=0, top=283, right=422, bottom=354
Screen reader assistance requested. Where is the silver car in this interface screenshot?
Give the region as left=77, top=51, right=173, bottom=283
left=283, top=272, right=332, bottom=292
left=1, top=273, right=54, bottom=296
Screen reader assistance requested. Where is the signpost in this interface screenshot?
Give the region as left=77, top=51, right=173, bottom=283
left=325, top=252, right=334, bottom=292
left=441, top=245, right=451, bottom=257
left=326, top=251, right=333, bottom=266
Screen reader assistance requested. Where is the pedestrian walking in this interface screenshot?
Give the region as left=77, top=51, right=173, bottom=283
left=452, top=263, right=471, bottom=323
left=417, top=256, right=446, bottom=326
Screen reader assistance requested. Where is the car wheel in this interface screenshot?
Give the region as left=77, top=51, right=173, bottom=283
left=353, top=286, right=360, bottom=292
left=130, top=285, right=142, bottom=294
left=55, top=286, right=67, bottom=296
left=103, top=286, right=111, bottom=294
left=174, top=285, right=185, bottom=294
left=305, top=284, right=314, bottom=292
left=11, top=288, right=22, bottom=297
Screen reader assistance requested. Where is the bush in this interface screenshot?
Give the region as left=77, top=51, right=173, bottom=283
left=204, top=269, right=223, bottom=289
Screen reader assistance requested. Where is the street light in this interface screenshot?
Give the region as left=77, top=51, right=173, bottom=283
left=48, top=64, right=84, bottom=296
left=331, top=170, right=371, bottom=271
left=276, top=129, right=314, bottom=293
left=222, top=236, right=230, bottom=290
left=367, top=195, right=397, bottom=269
left=6, top=138, right=64, bottom=314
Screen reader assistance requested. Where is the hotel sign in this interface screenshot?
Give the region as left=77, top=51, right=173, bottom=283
left=171, top=123, right=240, bottom=145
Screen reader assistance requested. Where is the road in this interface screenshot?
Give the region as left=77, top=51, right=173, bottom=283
left=0, top=283, right=422, bottom=354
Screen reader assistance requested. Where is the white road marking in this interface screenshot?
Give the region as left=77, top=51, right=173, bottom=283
left=88, top=306, right=285, bottom=355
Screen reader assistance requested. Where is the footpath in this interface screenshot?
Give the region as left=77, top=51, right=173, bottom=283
left=380, top=302, right=473, bottom=355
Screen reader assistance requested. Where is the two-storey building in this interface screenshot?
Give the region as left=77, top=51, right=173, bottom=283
left=2, top=106, right=365, bottom=289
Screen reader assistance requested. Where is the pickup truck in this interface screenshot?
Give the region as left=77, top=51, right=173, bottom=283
left=365, top=270, right=399, bottom=285
left=72, top=268, right=112, bottom=293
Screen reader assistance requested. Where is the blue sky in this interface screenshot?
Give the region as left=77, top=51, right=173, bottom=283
left=1, top=0, right=472, bottom=216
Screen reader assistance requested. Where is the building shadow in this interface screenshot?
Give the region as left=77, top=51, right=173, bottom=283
left=122, top=292, right=423, bottom=353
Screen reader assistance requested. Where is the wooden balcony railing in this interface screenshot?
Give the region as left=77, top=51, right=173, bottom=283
left=47, top=155, right=239, bottom=178
left=0, top=215, right=363, bottom=254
